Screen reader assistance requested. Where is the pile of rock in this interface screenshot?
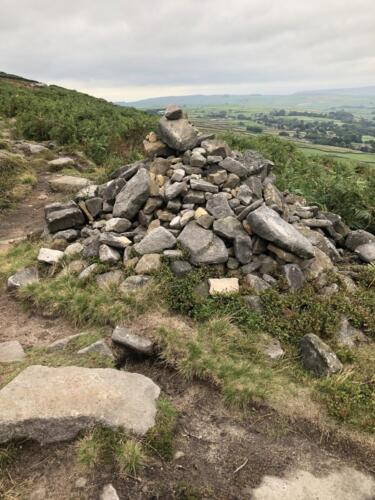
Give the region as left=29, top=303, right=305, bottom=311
left=35, top=105, right=375, bottom=296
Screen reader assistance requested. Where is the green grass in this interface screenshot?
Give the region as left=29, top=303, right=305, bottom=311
left=1, top=237, right=375, bottom=434
left=0, top=78, right=156, bottom=165
left=76, top=426, right=144, bottom=477
left=0, top=240, right=41, bottom=282
left=145, top=397, right=178, bottom=459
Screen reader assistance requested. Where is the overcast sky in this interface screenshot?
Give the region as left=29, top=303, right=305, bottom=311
left=1, top=0, right=374, bottom=101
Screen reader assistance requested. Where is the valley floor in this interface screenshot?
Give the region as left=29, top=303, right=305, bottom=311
left=0, top=175, right=374, bottom=499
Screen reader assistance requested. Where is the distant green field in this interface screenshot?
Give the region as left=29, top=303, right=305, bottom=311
left=297, top=145, right=375, bottom=164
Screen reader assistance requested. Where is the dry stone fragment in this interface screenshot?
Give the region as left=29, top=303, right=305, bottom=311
left=300, top=334, right=342, bottom=376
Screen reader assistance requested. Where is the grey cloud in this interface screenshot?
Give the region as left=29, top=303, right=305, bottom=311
left=0, top=0, right=374, bottom=99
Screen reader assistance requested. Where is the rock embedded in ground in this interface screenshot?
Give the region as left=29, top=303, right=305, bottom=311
left=100, top=484, right=120, bottom=500
left=345, top=229, right=375, bottom=251
left=77, top=340, right=114, bottom=359
left=170, top=260, right=192, bottom=278
left=47, top=157, right=74, bottom=170
left=49, top=175, right=92, bottom=193
left=134, top=226, right=176, bottom=255
left=119, top=275, right=150, bottom=293
left=96, top=270, right=123, bottom=289
left=300, top=333, right=342, bottom=376
left=283, top=263, right=305, bottom=292
left=336, top=316, right=368, bottom=348
left=135, top=253, right=162, bottom=274
left=47, top=333, right=88, bottom=352
left=248, top=205, right=315, bottom=259
left=243, top=274, right=271, bottom=293
left=113, top=168, right=150, bottom=219
left=112, top=326, right=154, bottom=356
left=208, top=278, right=239, bottom=295
left=37, top=247, right=64, bottom=265
left=264, top=338, right=284, bottom=360
left=0, top=365, right=160, bottom=443
left=0, top=341, right=25, bottom=363
left=355, top=242, right=375, bottom=263
left=7, top=266, right=39, bottom=291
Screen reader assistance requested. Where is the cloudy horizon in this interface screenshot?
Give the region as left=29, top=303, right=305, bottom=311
left=1, top=0, right=374, bottom=101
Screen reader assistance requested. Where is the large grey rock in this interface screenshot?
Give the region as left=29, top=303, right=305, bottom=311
left=355, top=242, right=375, bottom=263
left=37, top=248, right=64, bottom=265
left=135, top=254, right=162, bottom=274
left=300, top=334, right=342, bottom=376
left=170, top=260, right=193, bottom=278
left=219, top=157, right=248, bottom=178
left=119, top=275, right=150, bottom=293
left=177, top=222, right=228, bottom=265
left=0, top=365, right=160, bottom=443
left=85, top=197, right=102, bottom=218
left=113, top=168, right=150, bottom=219
left=7, top=266, right=39, bottom=291
left=52, top=229, right=80, bottom=242
left=248, top=206, right=314, bottom=259
left=206, top=193, right=234, bottom=219
left=46, top=205, right=85, bottom=233
left=190, top=178, right=218, bottom=193
left=201, top=139, right=230, bottom=158
left=49, top=175, right=92, bottom=193
left=96, top=270, right=123, bottom=289
left=345, top=229, right=375, bottom=251
left=0, top=341, right=25, bottom=363
left=134, top=227, right=176, bottom=255
left=112, top=326, right=154, bottom=356
left=213, top=216, right=244, bottom=239
left=158, top=116, right=198, bottom=152
left=98, top=178, right=126, bottom=202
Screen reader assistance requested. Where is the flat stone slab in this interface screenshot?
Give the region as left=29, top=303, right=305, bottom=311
left=112, top=326, right=154, bottom=356
left=0, top=341, right=25, bottom=363
left=251, top=466, right=375, bottom=500
left=208, top=278, right=239, bottom=295
left=49, top=175, right=92, bottom=193
left=0, top=365, right=160, bottom=443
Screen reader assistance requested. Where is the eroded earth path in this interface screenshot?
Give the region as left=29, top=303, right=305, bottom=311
left=0, top=177, right=374, bottom=499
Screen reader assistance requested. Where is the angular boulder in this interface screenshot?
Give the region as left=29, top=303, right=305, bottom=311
left=300, top=334, right=342, bottom=376
left=248, top=206, right=315, bottom=259
left=113, top=168, right=150, bottom=219
left=49, top=175, right=92, bottom=193
left=355, top=242, right=375, bottom=263
left=0, top=365, right=160, bottom=443
left=134, top=227, right=176, bottom=255
left=158, top=116, right=199, bottom=152
left=112, top=326, right=154, bottom=356
left=0, top=341, right=25, bottom=363
left=7, top=267, right=39, bottom=291
left=345, top=229, right=375, bottom=251
left=177, top=222, right=228, bottom=265
left=46, top=204, right=85, bottom=233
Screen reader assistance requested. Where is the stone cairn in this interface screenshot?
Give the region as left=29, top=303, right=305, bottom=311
left=38, top=104, right=375, bottom=295
left=7, top=105, right=375, bottom=374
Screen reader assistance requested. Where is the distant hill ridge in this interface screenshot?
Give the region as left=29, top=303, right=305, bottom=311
left=121, top=86, right=375, bottom=109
